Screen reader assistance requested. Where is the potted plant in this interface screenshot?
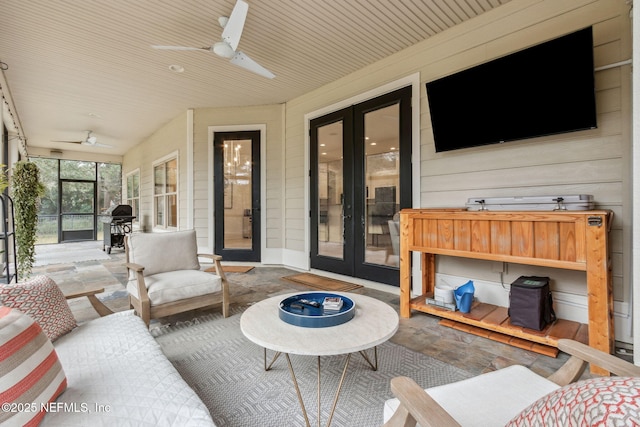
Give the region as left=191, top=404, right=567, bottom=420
left=11, top=161, right=45, bottom=279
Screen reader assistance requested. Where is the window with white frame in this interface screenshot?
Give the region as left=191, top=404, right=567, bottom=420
left=153, top=156, right=178, bottom=229
left=126, top=169, right=140, bottom=224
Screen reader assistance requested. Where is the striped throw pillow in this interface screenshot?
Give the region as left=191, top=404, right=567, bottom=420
left=0, top=306, right=67, bottom=426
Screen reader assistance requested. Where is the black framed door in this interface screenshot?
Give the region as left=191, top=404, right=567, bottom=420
left=213, top=130, right=261, bottom=261
left=310, top=86, right=412, bottom=286
left=59, top=179, right=96, bottom=242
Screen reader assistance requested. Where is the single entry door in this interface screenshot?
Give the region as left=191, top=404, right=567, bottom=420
left=213, top=131, right=261, bottom=261
left=310, top=86, right=412, bottom=286
left=59, top=180, right=96, bottom=242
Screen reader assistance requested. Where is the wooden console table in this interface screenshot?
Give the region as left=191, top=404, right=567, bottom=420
left=399, top=209, right=613, bottom=375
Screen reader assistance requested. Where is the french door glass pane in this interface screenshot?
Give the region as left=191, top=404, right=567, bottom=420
left=223, top=139, right=252, bottom=249
left=364, top=104, right=400, bottom=267
left=317, top=121, right=344, bottom=259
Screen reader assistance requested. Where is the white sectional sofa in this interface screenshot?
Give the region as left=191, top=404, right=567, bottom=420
left=43, top=310, right=215, bottom=426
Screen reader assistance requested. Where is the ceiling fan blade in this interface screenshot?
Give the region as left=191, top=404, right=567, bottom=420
left=85, top=142, right=112, bottom=148
left=52, top=140, right=83, bottom=144
left=230, top=51, right=275, bottom=79
left=152, top=45, right=210, bottom=51
left=221, top=0, right=249, bottom=51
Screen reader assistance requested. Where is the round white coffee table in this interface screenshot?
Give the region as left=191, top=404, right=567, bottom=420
left=240, top=291, right=399, bottom=427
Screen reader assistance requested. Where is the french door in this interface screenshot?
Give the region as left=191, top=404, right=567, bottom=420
left=310, top=86, right=412, bottom=286
left=213, top=131, right=261, bottom=261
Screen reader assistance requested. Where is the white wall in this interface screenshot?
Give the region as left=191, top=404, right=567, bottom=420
left=283, top=0, right=633, bottom=342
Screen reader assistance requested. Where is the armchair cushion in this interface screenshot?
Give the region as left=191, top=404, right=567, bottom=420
left=0, top=275, right=76, bottom=341
left=384, top=365, right=559, bottom=426
left=507, top=376, right=640, bottom=426
left=126, top=230, right=200, bottom=278
left=127, top=270, right=222, bottom=305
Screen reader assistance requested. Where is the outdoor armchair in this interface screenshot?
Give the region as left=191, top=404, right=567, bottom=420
left=124, top=229, right=230, bottom=327
left=384, top=339, right=640, bottom=426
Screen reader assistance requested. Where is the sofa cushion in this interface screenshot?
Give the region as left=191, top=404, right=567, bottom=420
left=0, top=275, right=76, bottom=341
left=0, top=306, right=67, bottom=426
left=383, top=365, right=560, bottom=427
left=507, top=376, right=640, bottom=426
left=46, top=310, right=214, bottom=426
left=126, top=230, right=201, bottom=278
left=127, top=270, right=222, bottom=305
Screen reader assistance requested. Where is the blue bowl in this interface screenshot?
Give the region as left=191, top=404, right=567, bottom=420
left=279, top=292, right=355, bottom=328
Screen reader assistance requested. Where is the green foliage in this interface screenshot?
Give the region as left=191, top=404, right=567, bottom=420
left=12, top=161, right=45, bottom=279
left=0, top=165, right=8, bottom=194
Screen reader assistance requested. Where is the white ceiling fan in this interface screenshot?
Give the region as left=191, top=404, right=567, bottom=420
left=152, top=0, right=275, bottom=79
left=53, top=130, right=112, bottom=148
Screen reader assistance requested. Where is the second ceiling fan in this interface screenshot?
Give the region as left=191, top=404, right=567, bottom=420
left=152, top=0, right=275, bottom=79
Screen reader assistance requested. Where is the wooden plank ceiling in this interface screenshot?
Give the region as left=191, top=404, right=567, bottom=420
left=0, top=0, right=511, bottom=155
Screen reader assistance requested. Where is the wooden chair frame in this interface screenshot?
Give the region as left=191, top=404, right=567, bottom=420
left=384, top=339, right=640, bottom=427
left=124, top=237, right=230, bottom=327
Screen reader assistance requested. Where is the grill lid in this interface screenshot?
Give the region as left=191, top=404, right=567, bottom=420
left=104, top=204, right=133, bottom=217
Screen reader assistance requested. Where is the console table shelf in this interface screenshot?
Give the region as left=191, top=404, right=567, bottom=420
left=399, top=209, right=613, bottom=375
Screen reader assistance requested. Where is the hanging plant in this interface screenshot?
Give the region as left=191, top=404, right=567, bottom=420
left=0, top=164, right=8, bottom=195
left=11, top=161, right=45, bottom=279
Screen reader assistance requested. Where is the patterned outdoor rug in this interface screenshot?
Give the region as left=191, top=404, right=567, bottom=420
left=282, top=273, right=363, bottom=292
left=152, top=308, right=473, bottom=427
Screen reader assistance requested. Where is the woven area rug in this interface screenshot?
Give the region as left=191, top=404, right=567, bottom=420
left=152, top=307, right=473, bottom=427
left=283, top=273, right=363, bottom=292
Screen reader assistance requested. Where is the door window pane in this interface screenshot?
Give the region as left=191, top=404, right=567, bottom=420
left=364, top=104, right=400, bottom=267
left=223, top=139, right=252, bottom=249
left=317, top=121, right=344, bottom=259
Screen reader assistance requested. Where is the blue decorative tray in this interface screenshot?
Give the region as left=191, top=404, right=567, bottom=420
left=279, top=292, right=355, bottom=328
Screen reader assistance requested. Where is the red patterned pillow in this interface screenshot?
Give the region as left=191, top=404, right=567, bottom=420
left=0, top=275, right=76, bottom=341
left=507, top=376, right=640, bottom=426
left=0, top=306, right=67, bottom=426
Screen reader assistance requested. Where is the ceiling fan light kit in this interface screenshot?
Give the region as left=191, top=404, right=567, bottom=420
left=152, top=0, right=274, bottom=79
left=52, top=130, right=111, bottom=148
left=213, top=42, right=235, bottom=59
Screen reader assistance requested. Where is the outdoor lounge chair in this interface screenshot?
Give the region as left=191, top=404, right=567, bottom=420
left=383, top=339, right=640, bottom=426
left=124, top=229, right=230, bottom=326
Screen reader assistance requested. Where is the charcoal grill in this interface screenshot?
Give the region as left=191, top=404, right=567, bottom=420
left=102, top=204, right=135, bottom=254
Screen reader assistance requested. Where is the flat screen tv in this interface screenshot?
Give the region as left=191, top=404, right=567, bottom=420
left=426, top=27, right=597, bottom=153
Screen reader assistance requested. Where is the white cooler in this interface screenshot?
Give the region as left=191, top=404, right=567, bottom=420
left=466, top=195, right=594, bottom=211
